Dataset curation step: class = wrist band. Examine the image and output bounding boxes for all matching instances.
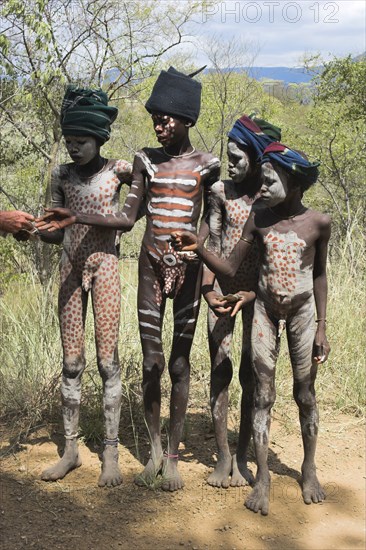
[315,319,327,323]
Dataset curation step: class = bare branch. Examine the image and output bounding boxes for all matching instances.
[0,104,51,161]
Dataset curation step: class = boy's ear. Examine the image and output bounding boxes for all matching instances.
[184,121,192,128]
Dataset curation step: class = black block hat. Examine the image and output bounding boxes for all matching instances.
[145,67,202,126]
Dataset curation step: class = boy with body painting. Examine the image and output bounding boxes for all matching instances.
[37,86,132,487]
[203,115,281,489]
[38,67,221,491]
[171,142,331,514]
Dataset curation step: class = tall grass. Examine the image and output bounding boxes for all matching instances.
[0,233,364,447]
[0,273,61,434]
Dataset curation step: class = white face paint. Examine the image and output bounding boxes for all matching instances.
[227,140,251,183]
[260,162,289,206]
[64,135,99,165]
[151,113,188,147]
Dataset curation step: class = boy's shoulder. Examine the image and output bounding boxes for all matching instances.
[196,150,219,162]
[52,162,74,181]
[112,159,133,184]
[305,208,331,229]
[197,152,221,186]
[210,179,225,194]
[211,178,242,196]
[140,146,160,156]
[138,147,219,163]
[196,150,221,171]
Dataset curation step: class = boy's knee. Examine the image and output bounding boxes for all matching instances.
[97,357,120,381]
[254,384,276,410]
[62,356,85,379]
[169,356,189,383]
[143,356,165,381]
[212,358,233,387]
[239,354,254,389]
[293,385,316,409]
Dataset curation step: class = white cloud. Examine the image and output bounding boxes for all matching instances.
[194,0,366,66]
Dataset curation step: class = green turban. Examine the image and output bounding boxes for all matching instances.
[60,85,118,143]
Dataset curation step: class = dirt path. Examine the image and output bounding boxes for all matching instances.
[1,409,364,550]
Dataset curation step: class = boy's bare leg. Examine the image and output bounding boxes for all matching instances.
[245,376,274,515]
[231,304,255,486]
[137,345,165,486]
[288,302,325,504]
[98,354,122,488]
[93,256,123,487]
[298,390,325,504]
[163,347,190,492]
[135,255,165,486]
[245,300,278,515]
[207,308,234,488]
[41,366,83,481]
[42,273,86,481]
[231,350,255,486]
[162,262,202,491]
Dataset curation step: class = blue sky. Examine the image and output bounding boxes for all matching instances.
[190,0,365,66]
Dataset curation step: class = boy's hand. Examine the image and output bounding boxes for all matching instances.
[35,208,76,231]
[203,290,232,316]
[313,326,330,363]
[170,231,198,251]
[229,291,256,317]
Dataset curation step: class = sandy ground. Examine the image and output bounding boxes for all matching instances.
[0,408,365,550]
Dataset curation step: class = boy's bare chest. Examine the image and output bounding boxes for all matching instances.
[149,168,202,195]
[63,172,120,213]
[223,196,252,228]
[259,226,316,269]
[147,169,203,222]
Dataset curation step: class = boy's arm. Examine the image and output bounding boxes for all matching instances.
[313,214,331,363]
[37,155,145,232]
[201,182,231,315]
[172,211,256,278]
[114,158,145,252]
[197,156,221,242]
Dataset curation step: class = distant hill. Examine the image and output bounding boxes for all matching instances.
[105,54,365,87]
[245,53,365,84]
[244,66,313,84]
[204,65,314,85]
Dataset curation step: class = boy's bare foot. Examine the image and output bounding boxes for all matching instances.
[301,462,326,504]
[244,477,270,515]
[135,454,163,487]
[207,452,231,488]
[230,453,254,487]
[98,445,122,487]
[41,438,81,481]
[161,455,184,492]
